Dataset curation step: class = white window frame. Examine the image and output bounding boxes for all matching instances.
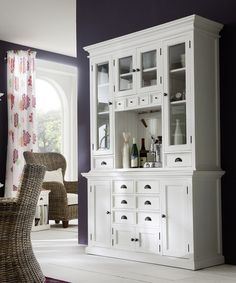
[36,59,78,181]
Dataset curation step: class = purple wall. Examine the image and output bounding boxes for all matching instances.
[0,40,77,197]
[77,0,236,263]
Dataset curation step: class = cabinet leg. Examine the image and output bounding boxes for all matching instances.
[55,220,60,224]
[62,220,69,228]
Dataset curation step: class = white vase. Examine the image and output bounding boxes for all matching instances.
[174,119,183,145]
[122,142,130,168]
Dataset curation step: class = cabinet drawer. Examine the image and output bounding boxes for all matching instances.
[139,95,149,106]
[38,192,49,206]
[115,99,125,111]
[137,212,160,227]
[94,157,113,169]
[136,180,160,194]
[127,97,138,108]
[113,196,135,209]
[150,93,162,105]
[137,196,160,210]
[114,180,134,194]
[166,153,192,167]
[113,211,136,225]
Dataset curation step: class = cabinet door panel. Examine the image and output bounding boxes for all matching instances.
[115,50,136,96]
[91,57,113,156]
[113,225,135,251]
[136,44,162,93]
[90,181,111,248]
[161,181,191,258]
[136,228,160,254]
[163,36,192,152]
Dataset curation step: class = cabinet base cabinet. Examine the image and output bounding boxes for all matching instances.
[83,170,224,270]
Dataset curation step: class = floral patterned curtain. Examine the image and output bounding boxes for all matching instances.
[5,50,37,197]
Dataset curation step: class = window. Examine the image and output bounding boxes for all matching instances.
[36,79,62,153]
[36,59,78,180]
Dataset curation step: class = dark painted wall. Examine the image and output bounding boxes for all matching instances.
[77,0,236,263]
[0,40,77,197]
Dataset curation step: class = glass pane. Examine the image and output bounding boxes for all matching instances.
[168,43,186,145]
[119,56,133,91]
[141,50,157,88]
[170,104,186,145]
[96,62,110,150]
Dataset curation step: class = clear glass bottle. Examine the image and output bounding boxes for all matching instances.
[174,119,183,145]
[130,138,139,168]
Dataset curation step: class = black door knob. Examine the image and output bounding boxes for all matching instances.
[106,211,111,215]
[161,214,166,218]
[164,93,168,96]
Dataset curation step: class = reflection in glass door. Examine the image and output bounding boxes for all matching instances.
[141,50,157,88]
[96,62,110,151]
[168,43,186,145]
[119,56,133,91]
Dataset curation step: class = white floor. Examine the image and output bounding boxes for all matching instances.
[32,222,236,283]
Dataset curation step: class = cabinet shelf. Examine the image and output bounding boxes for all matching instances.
[170,67,185,73]
[98,83,109,88]
[170,100,186,105]
[142,67,157,73]
[98,111,109,115]
[120,72,133,78]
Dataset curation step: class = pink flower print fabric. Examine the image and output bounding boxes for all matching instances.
[5,50,38,197]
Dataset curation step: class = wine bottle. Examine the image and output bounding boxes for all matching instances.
[139,138,147,168]
[130,137,139,168]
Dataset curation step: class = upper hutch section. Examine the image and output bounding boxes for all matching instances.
[84,15,223,171]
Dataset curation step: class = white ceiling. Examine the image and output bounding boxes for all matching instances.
[0,0,76,57]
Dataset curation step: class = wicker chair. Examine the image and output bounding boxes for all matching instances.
[23,151,78,228]
[0,164,46,283]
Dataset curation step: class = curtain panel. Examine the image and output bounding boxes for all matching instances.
[5,50,37,197]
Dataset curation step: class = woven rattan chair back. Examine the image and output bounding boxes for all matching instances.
[0,164,46,283]
[23,151,66,180]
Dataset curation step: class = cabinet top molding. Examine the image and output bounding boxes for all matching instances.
[84,14,223,56]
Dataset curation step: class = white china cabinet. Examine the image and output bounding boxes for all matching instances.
[82,15,224,270]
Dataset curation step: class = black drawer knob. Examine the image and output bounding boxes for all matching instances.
[164,93,168,96]
[135,238,139,242]
[161,214,166,218]
[175,158,182,162]
[101,161,107,165]
[145,216,152,221]
[144,200,151,205]
[106,211,111,215]
[121,200,127,204]
[120,184,127,189]
[121,215,127,220]
[131,238,135,241]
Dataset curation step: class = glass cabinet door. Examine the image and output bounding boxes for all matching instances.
[95,61,111,152]
[119,56,133,91]
[167,42,187,146]
[140,49,158,89]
